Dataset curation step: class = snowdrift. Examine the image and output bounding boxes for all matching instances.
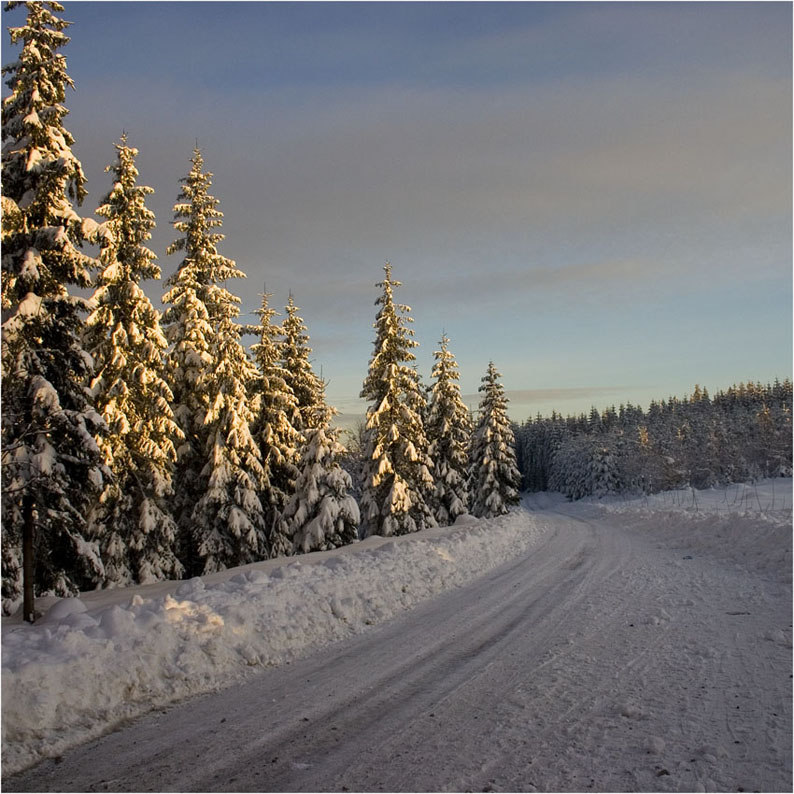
[2,512,542,776]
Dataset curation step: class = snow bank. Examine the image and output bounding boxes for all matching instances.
[591,477,793,515]
[584,478,793,582]
[2,512,542,776]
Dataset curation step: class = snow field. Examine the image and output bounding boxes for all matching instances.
[587,478,793,582]
[1,512,543,776]
[592,477,792,516]
[514,483,791,792]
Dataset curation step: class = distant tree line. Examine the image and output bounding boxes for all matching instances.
[515,380,792,500]
[1,3,521,619]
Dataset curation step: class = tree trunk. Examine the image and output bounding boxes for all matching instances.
[22,492,35,623]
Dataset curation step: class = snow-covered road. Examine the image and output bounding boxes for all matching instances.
[5,492,791,793]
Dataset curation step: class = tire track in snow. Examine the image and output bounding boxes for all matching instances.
[514,506,791,794]
[181,517,604,792]
[5,515,593,792]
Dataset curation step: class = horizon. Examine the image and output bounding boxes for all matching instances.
[331,376,793,436]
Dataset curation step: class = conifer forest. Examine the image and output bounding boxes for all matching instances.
[1,1,790,623]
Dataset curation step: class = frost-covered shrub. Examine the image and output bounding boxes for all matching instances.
[426,334,472,525]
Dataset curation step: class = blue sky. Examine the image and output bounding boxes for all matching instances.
[11,1,791,425]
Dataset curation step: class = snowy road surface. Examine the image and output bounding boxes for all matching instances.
[5,492,791,793]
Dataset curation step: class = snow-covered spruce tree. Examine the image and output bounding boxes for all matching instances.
[359,263,435,537]
[589,443,620,497]
[277,294,359,551]
[426,334,472,524]
[84,137,183,587]
[250,291,301,557]
[1,1,108,618]
[280,293,328,432]
[163,149,266,574]
[469,362,521,518]
[284,416,360,553]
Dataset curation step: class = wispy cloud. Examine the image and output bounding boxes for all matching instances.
[332,387,636,429]
[68,33,790,319]
[503,387,630,404]
[462,386,630,411]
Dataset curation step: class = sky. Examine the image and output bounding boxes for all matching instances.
[7,1,791,428]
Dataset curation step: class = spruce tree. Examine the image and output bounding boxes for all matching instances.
[359,263,435,537]
[285,422,360,553]
[1,1,107,618]
[469,362,521,518]
[426,334,472,524]
[276,293,358,551]
[250,291,301,557]
[281,294,327,431]
[84,137,183,586]
[163,149,266,574]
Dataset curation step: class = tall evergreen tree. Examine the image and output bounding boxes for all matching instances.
[359,263,435,537]
[250,291,301,556]
[469,362,521,518]
[84,137,183,586]
[163,149,266,574]
[426,334,472,524]
[1,1,107,618]
[280,293,327,431]
[276,293,359,551]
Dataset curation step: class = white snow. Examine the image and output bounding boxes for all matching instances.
[14,291,43,319]
[3,478,791,790]
[1,511,542,776]
[578,478,793,581]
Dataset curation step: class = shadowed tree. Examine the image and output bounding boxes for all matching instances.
[426,333,472,525]
[1,1,107,618]
[250,291,301,557]
[469,362,521,518]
